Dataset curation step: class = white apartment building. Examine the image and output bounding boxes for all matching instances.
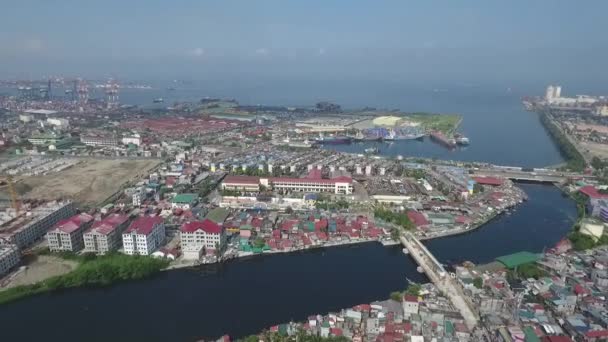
[180,219,226,260]
[0,201,76,249]
[83,214,130,255]
[121,134,141,146]
[0,244,20,276]
[122,216,165,255]
[222,175,354,195]
[46,213,94,252]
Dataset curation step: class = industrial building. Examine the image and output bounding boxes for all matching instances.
[83,214,130,255]
[122,216,165,255]
[0,201,76,249]
[46,213,94,252]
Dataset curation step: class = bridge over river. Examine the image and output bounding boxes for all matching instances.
[400,232,480,330]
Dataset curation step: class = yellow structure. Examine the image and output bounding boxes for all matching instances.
[372,116,403,127]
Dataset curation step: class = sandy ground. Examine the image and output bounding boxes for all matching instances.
[580,141,608,159]
[1,255,78,289]
[12,159,160,205]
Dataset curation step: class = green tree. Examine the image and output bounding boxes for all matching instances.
[473,277,483,289]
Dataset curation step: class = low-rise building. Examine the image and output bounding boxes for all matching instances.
[83,214,130,255]
[171,193,198,210]
[46,213,94,252]
[122,216,165,255]
[0,201,76,249]
[0,244,20,276]
[180,219,226,259]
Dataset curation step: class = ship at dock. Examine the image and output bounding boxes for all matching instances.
[314,133,352,145]
[429,131,457,148]
[384,128,426,141]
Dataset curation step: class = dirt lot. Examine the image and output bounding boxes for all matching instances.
[1,255,78,289]
[580,141,608,159]
[14,159,160,205]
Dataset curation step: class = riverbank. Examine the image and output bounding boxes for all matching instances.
[0,253,168,305]
[538,111,586,171]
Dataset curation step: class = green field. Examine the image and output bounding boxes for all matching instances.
[406,113,462,134]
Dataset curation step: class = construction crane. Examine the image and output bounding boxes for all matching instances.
[0,176,21,214]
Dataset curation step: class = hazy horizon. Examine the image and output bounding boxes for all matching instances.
[2,0,608,88]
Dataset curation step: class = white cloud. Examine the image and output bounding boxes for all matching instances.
[23,38,43,52]
[254,48,269,56]
[192,47,205,57]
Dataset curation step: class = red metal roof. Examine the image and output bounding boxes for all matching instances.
[541,336,572,342]
[52,213,93,234]
[579,185,608,199]
[223,175,260,185]
[87,214,129,235]
[125,216,163,235]
[181,219,222,234]
[407,211,429,227]
[586,330,608,338]
[269,175,352,184]
[472,176,504,186]
[403,294,418,303]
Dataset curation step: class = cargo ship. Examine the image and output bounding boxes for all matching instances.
[314,134,351,145]
[153,98,164,103]
[385,129,425,141]
[351,131,382,142]
[429,131,456,148]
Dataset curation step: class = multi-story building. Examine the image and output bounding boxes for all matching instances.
[221,175,353,194]
[263,176,353,194]
[221,176,261,192]
[0,243,20,276]
[46,213,94,252]
[122,216,165,255]
[80,134,118,147]
[121,134,141,146]
[180,219,226,260]
[0,201,76,249]
[83,214,130,255]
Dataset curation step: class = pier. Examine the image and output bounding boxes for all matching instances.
[400,232,479,330]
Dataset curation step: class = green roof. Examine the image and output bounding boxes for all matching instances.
[206,208,230,223]
[496,251,540,269]
[172,193,198,204]
[445,321,454,335]
[523,326,540,342]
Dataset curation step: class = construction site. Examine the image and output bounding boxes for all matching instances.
[2,158,160,206]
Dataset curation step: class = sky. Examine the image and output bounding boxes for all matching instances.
[1,0,608,87]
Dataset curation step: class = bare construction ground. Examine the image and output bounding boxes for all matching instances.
[1,255,78,289]
[580,141,608,159]
[13,159,160,205]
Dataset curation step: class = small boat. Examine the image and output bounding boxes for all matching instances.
[153,97,164,103]
[364,147,379,155]
[402,248,409,255]
[417,266,424,273]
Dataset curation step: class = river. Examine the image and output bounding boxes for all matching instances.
[0,183,575,341]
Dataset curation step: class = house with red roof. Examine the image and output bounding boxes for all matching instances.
[180,219,226,259]
[260,175,353,194]
[46,213,94,252]
[83,213,130,255]
[122,216,166,255]
[221,175,260,192]
[402,295,419,316]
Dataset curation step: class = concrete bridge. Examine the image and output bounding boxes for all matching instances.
[470,167,591,183]
[400,232,479,330]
